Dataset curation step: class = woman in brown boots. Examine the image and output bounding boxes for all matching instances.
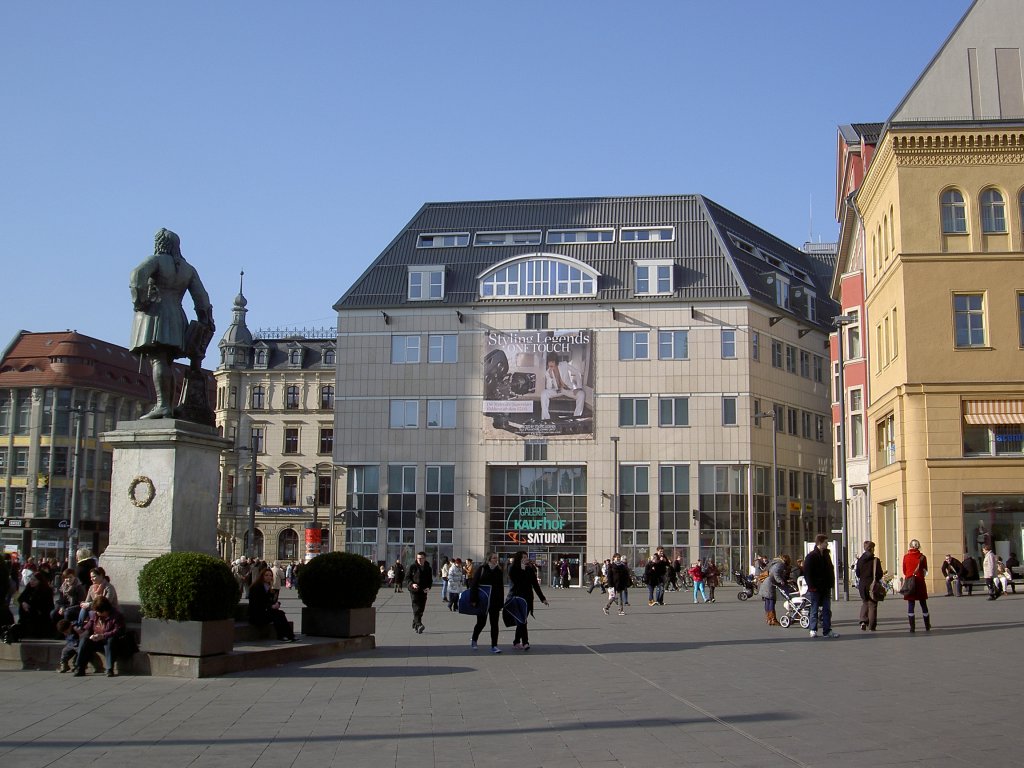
[757,554,791,626]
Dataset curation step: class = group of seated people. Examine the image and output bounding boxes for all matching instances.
[2,559,130,676]
[941,552,1018,596]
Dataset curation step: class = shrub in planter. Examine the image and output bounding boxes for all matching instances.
[138,552,240,622]
[297,552,380,610]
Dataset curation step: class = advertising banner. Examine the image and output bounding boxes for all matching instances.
[482,329,594,439]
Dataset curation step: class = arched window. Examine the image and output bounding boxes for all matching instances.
[250,385,265,409]
[479,254,599,299]
[244,529,264,560]
[941,189,968,233]
[981,187,1006,233]
[286,385,300,409]
[278,528,299,561]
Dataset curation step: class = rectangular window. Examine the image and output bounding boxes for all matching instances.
[546,228,613,244]
[14,448,28,475]
[320,385,334,409]
[389,400,418,429]
[619,397,650,427]
[813,355,824,383]
[317,474,332,507]
[319,427,334,454]
[427,334,458,363]
[622,227,674,242]
[721,329,737,359]
[619,330,649,361]
[250,386,265,410]
[282,475,298,506]
[799,350,810,378]
[416,233,468,248]
[426,399,456,428]
[753,399,762,427]
[775,276,791,310]
[526,313,549,330]
[251,427,265,454]
[408,267,445,300]
[890,308,899,359]
[474,231,541,246]
[849,388,864,458]
[788,471,799,499]
[658,330,688,360]
[954,293,985,348]
[773,403,784,432]
[815,414,826,443]
[722,397,737,426]
[524,440,548,461]
[785,345,796,374]
[283,427,299,454]
[771,340,783,369]
[391,335,421,363]
[635,260,674,294]
[1019,293,1024,347]
[787,407,798,435]
[751,331,760,361]
[285,385,300,410]
[846,309,862,358]
[876,413,896,466]
[658,397,689,427]
[801,411,812,439]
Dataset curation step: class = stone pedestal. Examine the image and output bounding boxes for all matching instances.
[99,419,231,603]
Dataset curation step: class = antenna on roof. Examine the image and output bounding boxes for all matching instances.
[808,194,813,243]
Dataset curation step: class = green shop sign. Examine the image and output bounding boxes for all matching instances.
[505,499,566,545]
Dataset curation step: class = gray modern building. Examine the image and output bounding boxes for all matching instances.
[333,195,838,583]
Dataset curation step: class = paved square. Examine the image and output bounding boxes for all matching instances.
[1,586,1021,767]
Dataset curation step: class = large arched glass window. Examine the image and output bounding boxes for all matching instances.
[941,189,968,233]
[981,187,1006,233]
[479,254,599,298]
[278,528,299,561]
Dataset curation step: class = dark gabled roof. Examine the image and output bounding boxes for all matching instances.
[335,194,839,328]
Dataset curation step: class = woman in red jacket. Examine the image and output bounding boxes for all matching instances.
[902,539,930,632]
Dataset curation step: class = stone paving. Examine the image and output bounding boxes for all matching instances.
[1,583,1021,767]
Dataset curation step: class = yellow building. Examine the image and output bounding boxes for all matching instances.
[855,0,1024,583]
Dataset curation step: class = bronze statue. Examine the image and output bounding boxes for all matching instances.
[129,228,215,423]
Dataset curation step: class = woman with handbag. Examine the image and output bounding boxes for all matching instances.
[901,539,930,632]
[508,551,548,650]
[855,541,885,631]
[470,552,505,654]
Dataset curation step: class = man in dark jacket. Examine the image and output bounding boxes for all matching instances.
[604,554,632,616]
[405,552,433,634]
[803,534,838,639]
[941,554,963,596]
[960,553,979,595]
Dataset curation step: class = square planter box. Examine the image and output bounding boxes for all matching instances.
[301,606,376,638]
[140,617,235,657]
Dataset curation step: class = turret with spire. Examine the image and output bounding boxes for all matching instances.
[218,271,253,369]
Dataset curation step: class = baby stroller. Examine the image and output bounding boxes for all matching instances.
[777,576,811,629]
[733,570,755,600]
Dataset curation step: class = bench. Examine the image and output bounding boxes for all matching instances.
[944,576,1021,596]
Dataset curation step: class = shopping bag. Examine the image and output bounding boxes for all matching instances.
[457,585,491,616]
[502,595,528,626]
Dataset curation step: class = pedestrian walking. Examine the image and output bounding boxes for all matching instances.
[405,551,432,634]
[446,558,466,611]
[470,552,504,653]
[689,561,708,603]
[757,554,790,626]
[902,539,930,631]
[508,551,548,650]
[603,553,631,615]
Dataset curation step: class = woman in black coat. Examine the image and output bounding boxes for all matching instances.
[470,552,505,654]
[248,567,295,642]
[17,570,56,638]
[508,551,548,651]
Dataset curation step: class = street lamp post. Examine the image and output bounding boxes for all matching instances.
[757,411,779,556]
[245,436,258,559]
[834,314,857,601]
[610,435,620,554]
[66,406,88,567]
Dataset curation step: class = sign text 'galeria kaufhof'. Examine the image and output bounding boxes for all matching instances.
[482,329,594,439]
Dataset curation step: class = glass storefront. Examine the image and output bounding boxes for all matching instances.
[963,495,1024,564]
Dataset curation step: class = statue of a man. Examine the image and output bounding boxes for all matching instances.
[129,228,215,420]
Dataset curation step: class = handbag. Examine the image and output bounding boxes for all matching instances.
[899,558,923,595]
[870,558,886,601]
[457,585,490,616]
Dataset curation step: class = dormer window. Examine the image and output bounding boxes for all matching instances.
[254,345,269,369]
[479,254,599,298]
[475,231,542,246]
[417,233,468,248]
[286,344,304,367]
[775,275,791,311]
[546,228,613,244]
[621,227,674,242]
[408,267,445,301]
[634,260,674,295]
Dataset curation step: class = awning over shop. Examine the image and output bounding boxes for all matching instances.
[963,400,1024,425]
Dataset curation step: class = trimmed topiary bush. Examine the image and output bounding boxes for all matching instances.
[297,552,380,610]
[137,552,240,622]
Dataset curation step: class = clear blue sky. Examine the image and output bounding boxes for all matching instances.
[0,1,970,362]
